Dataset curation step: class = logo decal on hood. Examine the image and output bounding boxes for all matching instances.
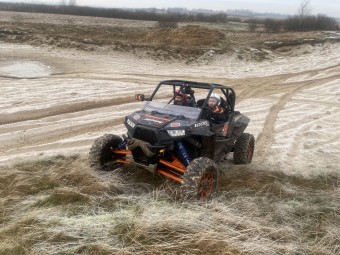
[145,114,169,122]
[194,121,209,128]
[144,118,164,124]
[171,122,181,127]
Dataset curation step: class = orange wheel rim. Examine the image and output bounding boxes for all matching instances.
[109,151,125,169]
[198,172,214,198]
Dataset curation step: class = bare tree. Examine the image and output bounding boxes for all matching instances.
[298,0,312,19]
[264,18,282,33]
[247,19,258,33]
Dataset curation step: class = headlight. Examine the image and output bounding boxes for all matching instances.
[167,129,185,137]
[127,119,135,128]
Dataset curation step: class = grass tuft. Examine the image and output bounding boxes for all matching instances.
[37,188,91,206]
[0,156,339,254]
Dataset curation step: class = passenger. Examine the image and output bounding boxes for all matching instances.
[202,94,227,123]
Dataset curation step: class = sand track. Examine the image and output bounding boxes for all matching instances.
[0,42,339,174]
[255,86,304,160]
[255,73,340,161]
[0,96,135,125]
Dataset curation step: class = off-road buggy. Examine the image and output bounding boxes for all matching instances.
[89,80,254,199]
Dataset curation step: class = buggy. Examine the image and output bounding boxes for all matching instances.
[89,80,254,199]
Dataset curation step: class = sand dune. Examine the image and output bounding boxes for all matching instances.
[0,42,339,175]
[270,80,340,174]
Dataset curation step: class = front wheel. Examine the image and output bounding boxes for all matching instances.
[181,157,218,200]
[233,133,255,164]
[89,134,125,171]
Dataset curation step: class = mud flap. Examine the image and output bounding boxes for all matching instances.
[201,135,216,159]
[231,113,250,140]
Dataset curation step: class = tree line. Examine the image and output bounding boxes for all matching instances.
[246,14,338,33]
[0,2,229,23]
[0,2,338,32]
[246,0,338,32]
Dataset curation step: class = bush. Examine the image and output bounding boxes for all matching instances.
[227,17,242,23]
[264,18,282,33]
[284,14,338,31]
[246,19,261,32]
[157,21,178,29]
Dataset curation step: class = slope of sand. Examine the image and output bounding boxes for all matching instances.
[0,42,339,174]
[269,80,340,174]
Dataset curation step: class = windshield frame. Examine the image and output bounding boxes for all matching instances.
[146,80,236,119]
[142,101,201,120]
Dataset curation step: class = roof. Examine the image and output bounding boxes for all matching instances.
[159,80,233,90]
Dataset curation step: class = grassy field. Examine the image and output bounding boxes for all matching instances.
[1,156,339,255]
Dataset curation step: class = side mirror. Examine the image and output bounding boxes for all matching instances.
[135,94,145,101]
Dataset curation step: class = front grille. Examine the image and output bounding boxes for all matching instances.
[131,147,150,165]
[133,127,157,144]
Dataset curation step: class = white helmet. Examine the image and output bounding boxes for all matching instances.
[210,93,220,104]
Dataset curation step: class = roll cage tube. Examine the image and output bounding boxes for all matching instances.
[147,80,236,119]
[167,84,197,105]
[168,85,184,104]
[221,88,236,112]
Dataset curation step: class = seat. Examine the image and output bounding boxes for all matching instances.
[186,96,196,107]
[196,99,205,108]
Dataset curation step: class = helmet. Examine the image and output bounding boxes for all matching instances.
[210,93,220,104]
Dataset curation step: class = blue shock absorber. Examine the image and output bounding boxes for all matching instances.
[118,140,127,149]
[175,140,192,166]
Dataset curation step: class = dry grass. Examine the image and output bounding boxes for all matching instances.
[142,25,225,48]
[0,156,339,255]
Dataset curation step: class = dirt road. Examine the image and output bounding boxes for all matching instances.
[1,42,339,174]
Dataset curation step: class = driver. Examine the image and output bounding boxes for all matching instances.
[202,94,227,123]
[174,90,194,107]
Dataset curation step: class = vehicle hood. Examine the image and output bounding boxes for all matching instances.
[128,111,181,128]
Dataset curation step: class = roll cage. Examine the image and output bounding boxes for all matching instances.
[148,80,236,120]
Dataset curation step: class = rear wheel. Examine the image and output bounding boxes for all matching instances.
[233,133,255,164]
[89,134,125,170]
[181,157,218,199]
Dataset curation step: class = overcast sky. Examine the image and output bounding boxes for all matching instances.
[3,0,340,17]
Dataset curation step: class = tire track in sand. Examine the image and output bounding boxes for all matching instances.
[0,97,132,125]
[254,73,340,162]
[0,117,125,154]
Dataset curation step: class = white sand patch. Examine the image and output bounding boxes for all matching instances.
[236,94,282,139]
[0,124,127,165]
[0,60,52,78]
[2,42,340,81]
[205,43,340,79]
[284,66,340,83]
[270,80,340,174]
[0,78,153,114]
